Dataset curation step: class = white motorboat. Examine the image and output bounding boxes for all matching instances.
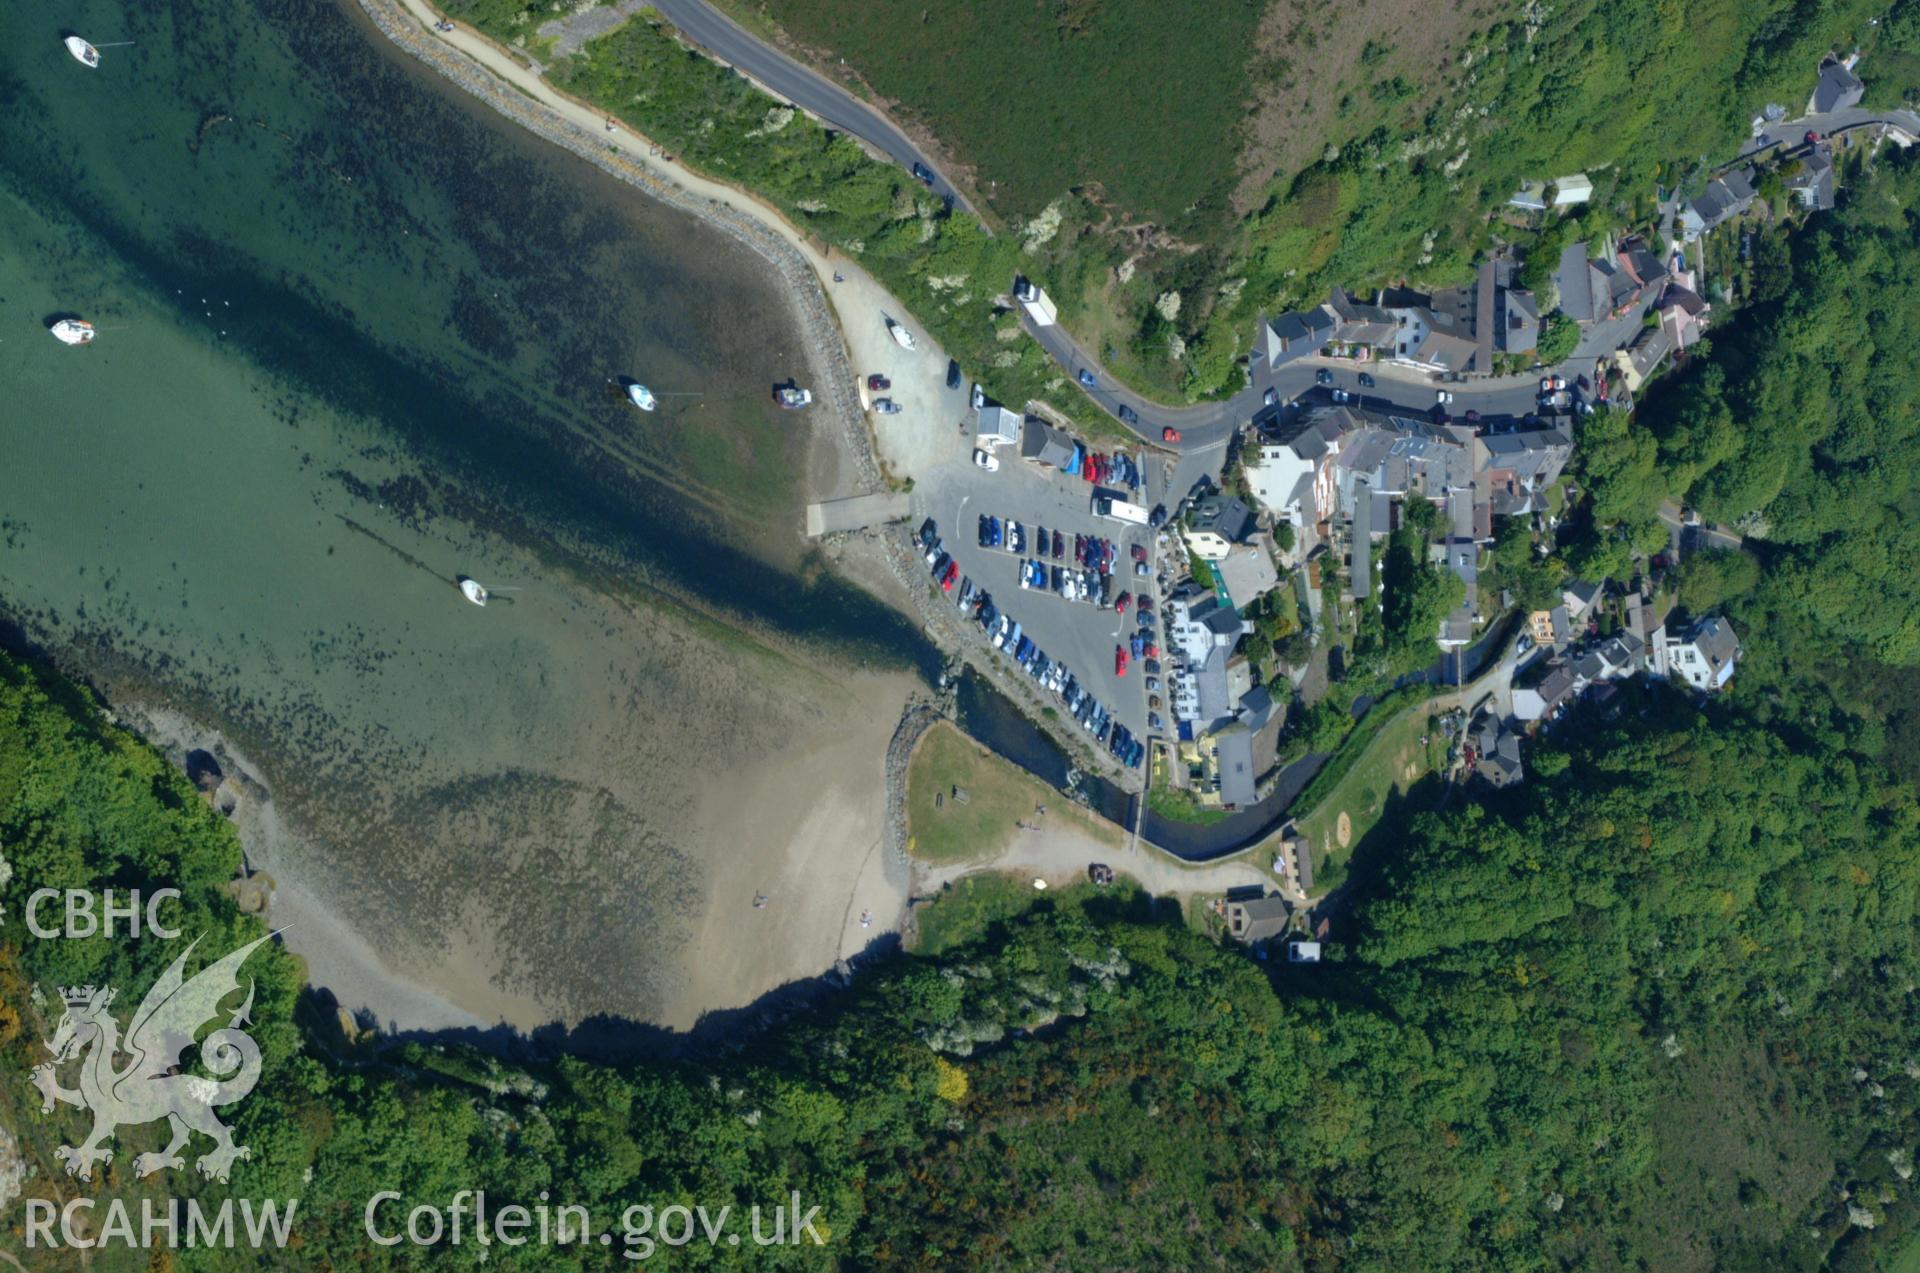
[50,319,95,346]
[627,383,657,412]
[64,36,101,68]
[460,577,489,607]
[886,319,917,352]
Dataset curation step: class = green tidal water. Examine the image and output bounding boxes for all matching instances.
[0,0,921,1025]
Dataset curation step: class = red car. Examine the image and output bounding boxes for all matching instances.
[1114,645,1129,677]
[1115,592,1131,615]
[941,560,958,591]
[1162,427,1181,443]
[1131,543,1147,563]
[867,373,890,391]
[1143,641,1159,659]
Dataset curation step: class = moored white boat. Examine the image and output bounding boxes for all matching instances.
[64,36,101,68]
[50,319,95,346]
[460,577,489,606]
[886,319,917,351]
[627,383,657,412]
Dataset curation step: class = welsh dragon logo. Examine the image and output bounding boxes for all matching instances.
[30,934,272,1184]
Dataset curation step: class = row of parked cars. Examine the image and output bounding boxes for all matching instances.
[922,521,1143,769]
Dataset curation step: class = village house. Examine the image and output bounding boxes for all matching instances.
[1225,894,1290,944]
[1183,493,1257,562]
[1018,418,1077,469]
[1810,54,1864,114]
[1785,147,1837,211]
[1662,614,1741,692]
[1679,168,1757,241]
[1258,270,1537,377]
[1470,711,1525,787]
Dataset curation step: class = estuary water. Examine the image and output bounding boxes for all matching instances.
[0,0,924,1027]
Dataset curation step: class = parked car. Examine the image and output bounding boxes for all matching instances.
[1115,592,1131,615]
[1052,530,1065,559]
[1316,368,1334,386]
[970,382,985,409]
[1077,368,1097,388]
[873,397,902,414]
[972,448,1000,471]
[1357,372,1376,388]
[1331,388,1350,403]
[1148,504,1167,529]
[1263,386,1280,407]
[941,561,958,591]
[946,358,961,389]
[867,373,890,391]
[1117,403,1138,426]
[911,161,936,187]
[1162,426,1181,443]
[1435,389,1454,404]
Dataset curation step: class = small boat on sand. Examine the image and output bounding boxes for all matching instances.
[627,383,657,412]
[886,319,917,352]
[460,577,489,606]
[64,36,101,68]
[776,386,813,410]
[50,319,96,346]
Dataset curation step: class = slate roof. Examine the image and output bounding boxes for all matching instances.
[1020,418,1077,468]
[1813,57,1865,113]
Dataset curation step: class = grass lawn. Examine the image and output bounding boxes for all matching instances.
[1146,784,1232,827]
[906,722,1119,864]
[1290,699,1445,892]
[913,874,1114,955]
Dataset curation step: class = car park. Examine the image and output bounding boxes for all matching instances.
[972,448,1000,471]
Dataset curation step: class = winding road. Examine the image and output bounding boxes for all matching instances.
[649,0,977,216]
[639,6,1920,455]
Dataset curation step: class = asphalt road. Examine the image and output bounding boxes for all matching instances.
[649,0,978,215]
[1027,294,1650,452]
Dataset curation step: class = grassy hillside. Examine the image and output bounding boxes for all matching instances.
[755,0,1270,234]
[716,0,1884,402]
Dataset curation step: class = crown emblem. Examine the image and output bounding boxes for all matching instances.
[58,985,97,1007]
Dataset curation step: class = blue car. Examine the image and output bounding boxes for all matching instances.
[1077,369,1097,389]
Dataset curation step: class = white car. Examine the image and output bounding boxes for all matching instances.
[972,448,1000,472]
[1436,390,1454,404]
